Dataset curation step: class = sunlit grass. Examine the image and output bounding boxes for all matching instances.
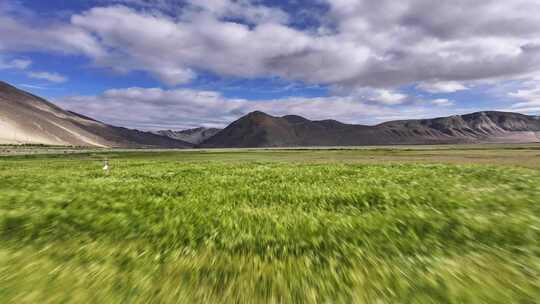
[1,154,539,303]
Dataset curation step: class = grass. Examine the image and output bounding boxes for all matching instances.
[3,143,540,168]
[1,147,539,303]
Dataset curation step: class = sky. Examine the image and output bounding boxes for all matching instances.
[1,0,540,130]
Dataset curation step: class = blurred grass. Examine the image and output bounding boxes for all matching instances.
[0,149,539,303]
[3,143,540,168]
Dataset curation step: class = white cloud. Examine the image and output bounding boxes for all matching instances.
[2,1,539,89]
[100,0,290,24]
[0,57,31,70]
[509,88,540,103]
[507,79,540,113]
[0,55,67,85]
[331,87,408,105]
[417,81,468,93]
[184,0,289,25]
[431,98,454,106]
[0,14,104,57]
[0,55,68,85]
[0,57,67,87]
[28,72,68,83]
[68,5,313,85]
[373,89,407,105]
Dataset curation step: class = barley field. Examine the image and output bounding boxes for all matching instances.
[1,146,539,303]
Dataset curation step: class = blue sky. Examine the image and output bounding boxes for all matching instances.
[1,0,539,130]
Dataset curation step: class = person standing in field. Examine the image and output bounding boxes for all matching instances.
[103,159,110,175]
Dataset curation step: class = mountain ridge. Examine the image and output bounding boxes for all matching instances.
[200,110,540,148]
[0,81,192,148]
[154,127,222,145]
[2,81,539,148]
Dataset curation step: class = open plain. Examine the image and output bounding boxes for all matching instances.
[1,145,539,303]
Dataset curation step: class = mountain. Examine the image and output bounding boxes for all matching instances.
[3,80,539,148]
[154,127,221,145]
[200,111,540,148]
[0,81,192,148]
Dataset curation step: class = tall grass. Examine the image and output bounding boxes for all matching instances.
[1,156,539,303]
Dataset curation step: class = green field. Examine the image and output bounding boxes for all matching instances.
[1,146,539,303]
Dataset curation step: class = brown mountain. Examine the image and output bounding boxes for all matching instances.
[0,81,192,148]
[200,111,540,148]
[154,127,221,145]
[3,80,539,148]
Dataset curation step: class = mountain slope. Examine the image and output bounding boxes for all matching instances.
[3,80,539,149]
[154,127,221,145]
[0,81,192,148]
[201,111,540,148]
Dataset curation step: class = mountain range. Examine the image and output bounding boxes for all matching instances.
[0,81,191,148]
[154,128,221,145]
[201,110,540,148]
[1,81,539,148]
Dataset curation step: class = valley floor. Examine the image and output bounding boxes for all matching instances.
[1,146,539,303]
[2,143,540,168]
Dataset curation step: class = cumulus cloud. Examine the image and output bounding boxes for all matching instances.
[56,87,461,130]
[0,13,104,58]
[510,88,540,103]
[0,57,31,70]
[69,5,313,85]
[184,0,289,24]
[28,72,68,83]
[372,89,407,105]
[508,83,540,113]
[100,0,290,24]
[0,54,68,85]
[431,98,454,107]
[417,81,468,94]
[2,1,540,88]
[330,86,409,105]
